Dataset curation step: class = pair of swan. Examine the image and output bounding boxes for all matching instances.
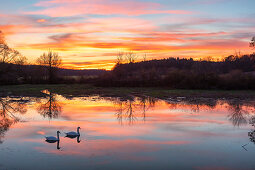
[45,127,81,142]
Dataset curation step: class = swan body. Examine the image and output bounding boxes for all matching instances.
[45,131,61,142]
[65,127,81,137]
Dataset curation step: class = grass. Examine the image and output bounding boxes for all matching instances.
[0,84,255,99]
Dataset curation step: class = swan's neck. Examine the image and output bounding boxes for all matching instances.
[77,128,80,135]
[57,133,60,140]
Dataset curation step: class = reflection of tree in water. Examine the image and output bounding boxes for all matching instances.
[166,98,218,114]
[114,96,156,125]
[165,98,255,128]
[37,92,62,119]
[226,100,255,127]
[0,98,28,143]
[248,109,255,145]
[139,96,156,121]
[227,102,249,127]
[115,99,136,125]
[222,100,255,148]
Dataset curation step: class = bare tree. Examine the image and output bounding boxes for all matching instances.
[205,56,213,62]
[15,56,27,65]
[142,53,147,62]
[116,51,124,65]
[0,31,26,64]
[250,36,255,49]
[37,50,62,83]
[125,51,137,64]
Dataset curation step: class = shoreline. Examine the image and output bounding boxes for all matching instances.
[1,84,255,100]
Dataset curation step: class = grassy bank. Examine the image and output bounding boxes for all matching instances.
[1,84,255,100]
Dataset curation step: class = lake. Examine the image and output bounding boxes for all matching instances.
[0,91,255,170]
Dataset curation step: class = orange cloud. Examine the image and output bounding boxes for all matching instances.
[0,24,29,36]
[37,19,46,23]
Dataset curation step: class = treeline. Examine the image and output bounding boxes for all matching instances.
[0,63,107,85]
[96,54,255,89]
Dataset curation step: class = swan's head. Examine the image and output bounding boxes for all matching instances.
[57,131,61,134]
[78,127,81,129]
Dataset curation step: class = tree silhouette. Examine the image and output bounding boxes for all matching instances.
[125,51,137,64]
[0,31,26,64]
[37,50,62,83]
[116,51,124,65]
[250,36,255,49]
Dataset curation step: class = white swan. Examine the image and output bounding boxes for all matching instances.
[65,127,81,138]
[45,131,61,142]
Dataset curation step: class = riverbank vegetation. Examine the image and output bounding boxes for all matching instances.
[97,53,255,89]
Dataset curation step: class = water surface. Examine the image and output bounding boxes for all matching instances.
[0,93,255,170]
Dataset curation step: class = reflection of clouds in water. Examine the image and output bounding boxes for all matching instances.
[1,94,255,156]
[1,95,255,169]
[34,138,190,159]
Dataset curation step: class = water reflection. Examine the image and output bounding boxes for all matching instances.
[37,92,62,119]
[165,98,255,128]
[1,93,255,169]
[227,100,255,127]
[64,135,81,143]
[45,140,61,150]
[77,135,81,143]
[228,102,249,127]
[114,96,156,125]
[0,97,28,143]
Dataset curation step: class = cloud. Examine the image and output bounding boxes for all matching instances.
[0,0,253,70]
[37,19,46,23]
[25,0,192,17]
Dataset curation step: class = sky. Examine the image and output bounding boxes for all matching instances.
[0,0,254,70]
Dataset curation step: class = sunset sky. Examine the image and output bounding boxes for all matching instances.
[0,0,254,70]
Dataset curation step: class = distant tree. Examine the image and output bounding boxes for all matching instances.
[250,36,255,49]
[225,55,237,62]
[116,51,124,65]
[125,51,137,64]
[142,53,147,62]
[205,56,213,62]
[37,50,62,83]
